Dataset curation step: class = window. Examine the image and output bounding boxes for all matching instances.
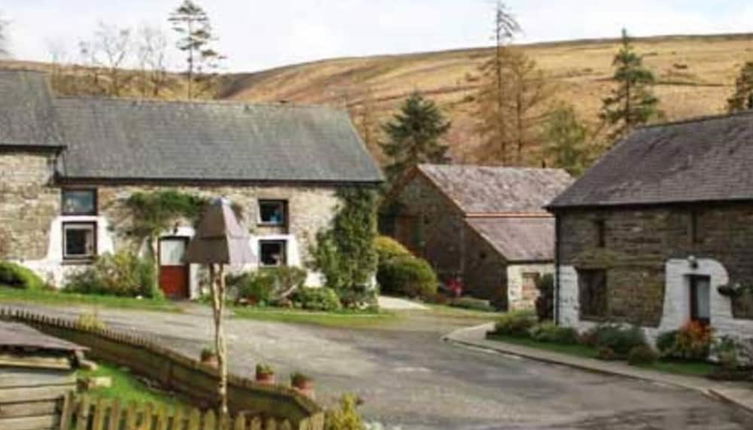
[63,222,96,260]
[578,269,607,319]
[259,240,287,266]
[594,219,606,248]
[258,200,287,226]
[689,275,711,325]
[690,211,702,245]
[62,189,97,215]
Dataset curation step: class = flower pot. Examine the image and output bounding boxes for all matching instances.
[256,372,275,385]
[292,379,315,398]
[200,353,218,368]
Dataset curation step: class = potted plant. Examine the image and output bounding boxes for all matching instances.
[255,363,275,384]
[200,347,218,367]
[290,372,314,397]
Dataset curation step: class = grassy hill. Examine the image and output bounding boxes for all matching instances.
[4,33,753,164]
[219,33,753,163]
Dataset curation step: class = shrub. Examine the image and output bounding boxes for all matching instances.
[256,363,274,375]
[64,251,158,298]
[229,271,276,304]
[449,297,495,312]
[264,266,308,297]
[377,256,437,298]
[529,322,579,344]
[0,261,45,290]
[374,236,412,262]
[290,372,312,387]
[76,310,106,331]
[293,287,342,311]
[585,324,647,357]
[534,274,554,321]
[658,322,713,361]
[325,395,364,430]
[493,310,537,337]
[597,346,617,361]
[628,345,659,366]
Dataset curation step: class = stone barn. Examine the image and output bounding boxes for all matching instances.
[548,112,753,344]
[0,70,382,299]
[384,164,572,310]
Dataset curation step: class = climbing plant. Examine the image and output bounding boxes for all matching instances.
[310,187,378,307]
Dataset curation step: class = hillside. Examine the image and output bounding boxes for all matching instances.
[219,33,753,163]
[4,33,753,165]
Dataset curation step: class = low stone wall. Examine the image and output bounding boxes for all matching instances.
[0,308,324,429]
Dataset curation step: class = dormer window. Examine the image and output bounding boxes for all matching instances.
[62,189,97,215]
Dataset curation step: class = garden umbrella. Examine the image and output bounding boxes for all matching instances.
[186,198,254,416]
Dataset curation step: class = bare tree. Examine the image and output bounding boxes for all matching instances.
[94,23,133,96]
[0,14,9,58]
[136,25,173,97]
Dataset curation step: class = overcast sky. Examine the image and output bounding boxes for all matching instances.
[3,0,753,73]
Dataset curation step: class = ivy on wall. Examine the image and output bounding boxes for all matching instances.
[310,187,378,307]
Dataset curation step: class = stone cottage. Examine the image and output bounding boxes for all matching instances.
[0,70,383,299]
[548,112,753,343]
[384,164,572,309]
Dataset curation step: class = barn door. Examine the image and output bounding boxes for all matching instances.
[159,237,189,299]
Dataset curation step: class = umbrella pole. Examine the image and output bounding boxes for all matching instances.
[209,263,229,417]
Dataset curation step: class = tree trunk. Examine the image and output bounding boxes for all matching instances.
[149,236,160,296]
[210,263,229,417]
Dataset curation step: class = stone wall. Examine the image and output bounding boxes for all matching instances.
[557,204,753,331]
[462,224,508,307]
[0,152,59,262]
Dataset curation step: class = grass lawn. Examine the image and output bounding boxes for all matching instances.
[78,362,188,410]
[0,287,180,312]
[486,333,719,378]
[231,306,399,328]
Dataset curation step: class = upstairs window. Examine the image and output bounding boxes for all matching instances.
[690,211,703,245]
[259,240,287,266]
[258,200,287,226]
[63,222,96,261]
[594,219,606,248]
[578,269,607,320]
[62,189,97,215]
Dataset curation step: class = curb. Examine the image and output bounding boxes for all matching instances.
[442,324,753,415]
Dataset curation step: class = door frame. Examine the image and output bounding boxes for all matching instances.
[689,274,711,325]
[158,236,190,299]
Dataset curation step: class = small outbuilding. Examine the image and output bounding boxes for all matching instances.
[0,320,85,430]
[383,164,573,309]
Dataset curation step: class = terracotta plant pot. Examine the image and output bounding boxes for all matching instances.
[200,351,218,368]
[291,377,315,398]
[255,372,275,385]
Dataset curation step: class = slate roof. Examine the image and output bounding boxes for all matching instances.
[467,217,555,262]
[0,70,62,148]
[549,111,753,209]
[0,70,382,183]
[418,164,573,214]
[0,321,86,352]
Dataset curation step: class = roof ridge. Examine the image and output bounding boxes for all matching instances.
[53,94,344,112]
[419,163,566,172]
[638,110,753,130]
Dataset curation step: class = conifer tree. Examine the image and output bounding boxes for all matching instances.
[543,105,593,176]
[380,92,451,181]
[727,62,753,113]
[169,0,223,99]
[600,29,661,143]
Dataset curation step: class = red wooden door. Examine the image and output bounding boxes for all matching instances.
[159,237,189,299]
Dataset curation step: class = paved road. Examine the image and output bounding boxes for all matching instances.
[16,304,753,429]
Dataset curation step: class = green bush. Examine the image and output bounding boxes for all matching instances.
[0,261,45,290]
[293,287,342,311]
[325,395,364,430]
[493,310,537,337]
[230,266,308,305]
[449,297,496,312]
[627,345,659,365]
[377,256,437,298]
[584,324,647,357]
[529,322,579,344]
[657,322,713,360]
[656,330,678,357]
[374,236,412,262]
[64,251,158,298]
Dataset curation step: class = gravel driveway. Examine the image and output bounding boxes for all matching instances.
[13,304,753,429]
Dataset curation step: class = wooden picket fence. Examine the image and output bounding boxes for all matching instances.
[60,394,301,430]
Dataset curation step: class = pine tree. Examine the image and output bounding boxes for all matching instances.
[380,92,451,181]
[727,62,753,113]
[543,105,593,176]
[169,0,223,99]
[473,1,520,165]
[600,29,661,143]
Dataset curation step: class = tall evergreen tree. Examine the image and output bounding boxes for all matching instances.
[381,92,451,181]
[600,29,661,143]
[727,62,753,113]
[169,0,223,99]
